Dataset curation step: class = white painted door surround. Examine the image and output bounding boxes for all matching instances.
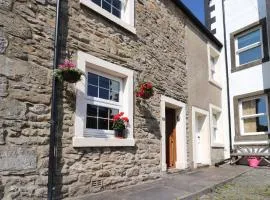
[160,95,187,172]
[192,106,211,168]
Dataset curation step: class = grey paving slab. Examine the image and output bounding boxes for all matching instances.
[73,165,251,200]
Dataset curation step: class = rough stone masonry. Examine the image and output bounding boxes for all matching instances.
[0,0,189,199]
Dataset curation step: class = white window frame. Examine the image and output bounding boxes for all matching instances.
[234,27,263,67]
[207,43,221,88]
[209,104,224,147]
[84,70,123,136]
[239,95,270,136]
[80,0,135,33]
[73,51,135,147]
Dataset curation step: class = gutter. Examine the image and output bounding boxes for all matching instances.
[222,0,233,153]
[48,0,61,199]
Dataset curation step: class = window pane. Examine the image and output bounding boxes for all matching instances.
[213,127,218,142]
[109,108,119,119]
[238,29,261,49]
[239,46,262,65]
[99,76,110,89]
[110,80,120,91]
[98,106,108,118]
[87,104,97,117]
[92,0,101,6]
[88,73,98,86]
[86,117,97,129]
[112,8,121,18]
[110,91,119,102]
[98,118,109,130]
[213,114,218,126]
[88,85,98,97]
[112,0,121,9]
[109,120,114,130]
[243,116,268,133]
[257,97,267,113]
[102,0,111,12]
[99,88,109,100]
[210,56,216,70]
[242,97,266,115]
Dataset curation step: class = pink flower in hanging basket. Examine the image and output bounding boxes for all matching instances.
[54,59,84,83]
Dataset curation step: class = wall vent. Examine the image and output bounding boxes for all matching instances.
[91,179,103,188]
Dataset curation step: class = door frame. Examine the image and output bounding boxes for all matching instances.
[160,95,187,171]
[192,106,211,168]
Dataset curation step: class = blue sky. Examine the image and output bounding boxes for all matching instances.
[181,0,205,24]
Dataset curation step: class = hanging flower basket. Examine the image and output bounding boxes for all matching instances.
[54,60,84,83]
[136,82,154,100]
[112,112,129,139]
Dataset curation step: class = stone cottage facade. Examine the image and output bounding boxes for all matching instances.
[0,0,226,199]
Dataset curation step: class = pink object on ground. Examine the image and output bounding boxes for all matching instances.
[247,157,262,168]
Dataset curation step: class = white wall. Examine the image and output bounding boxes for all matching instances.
[211,0,269,144]
[208,0,230,158]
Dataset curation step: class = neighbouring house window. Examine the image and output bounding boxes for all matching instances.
[239,95,269,135]
[80,0,135,33]
[235,28,263,66]
[74,51,134,147]
[210,104,223,147]
[208,44,221,87]
[230,18,269,72]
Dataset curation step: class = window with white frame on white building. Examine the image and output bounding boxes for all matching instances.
[208,44,221,87]
[210,104,223,147]
[73,51,134,147]
[80,0,135,33]
[239,95,269,135]
[235,27,263,66]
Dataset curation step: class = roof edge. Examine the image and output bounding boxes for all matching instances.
[172,0,223,49]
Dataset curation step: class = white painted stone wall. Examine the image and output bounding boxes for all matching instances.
[210,0,270,144]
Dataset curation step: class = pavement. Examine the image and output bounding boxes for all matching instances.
[74,165,250,200]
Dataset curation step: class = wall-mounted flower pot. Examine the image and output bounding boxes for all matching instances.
[136,82,154,100]
[115,129,125,139]
[247,156,262,168]
[61,70,82,83]
[54,59,84,83]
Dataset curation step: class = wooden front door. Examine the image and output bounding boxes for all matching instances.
[166,108,177,168]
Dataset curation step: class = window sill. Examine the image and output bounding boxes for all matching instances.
[80,0,136,34]
[231,56,269,73]
[211,143,224,148]
[209,79,222,89]
[240,132,270,136]
[73,137,135,147]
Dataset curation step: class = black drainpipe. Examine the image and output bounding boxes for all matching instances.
[222,0,233,153]
[48,0,61,199]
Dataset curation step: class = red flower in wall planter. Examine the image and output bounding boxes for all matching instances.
[54,59,84,83]
[136,82,154,100]
[112,112,129,139]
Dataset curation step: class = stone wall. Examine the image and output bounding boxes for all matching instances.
[0,0,55,199]
[0,0,188,199]
[54,0,188,199]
